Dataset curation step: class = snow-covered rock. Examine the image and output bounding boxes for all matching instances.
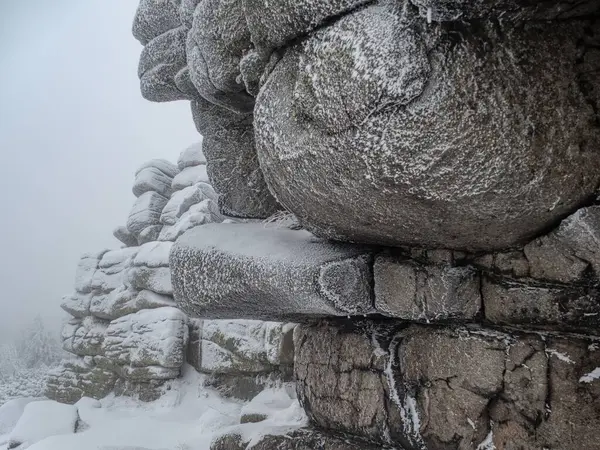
[61,316,109,357]
[171,164,209,191]
[134,159,179,179]
[0,398,42,436]
[102,307,188,374]
[45,358,117,404]
[8,401,78,449]
[113,226,138,247]
[160,183,216,225]
[137,224,163,245]
[200,320,295,374]
[61,293,92,318]
[126,191,168,236]
[158,199,223,241]
[132,166,174,198]
[177,140,206,170]
[73,251,107,294]
[171,222,374,321]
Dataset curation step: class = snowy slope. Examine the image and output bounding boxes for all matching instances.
[1,365,306,450]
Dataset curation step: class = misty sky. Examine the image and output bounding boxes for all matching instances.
[0,1,200,339]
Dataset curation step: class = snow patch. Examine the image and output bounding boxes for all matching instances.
[579,367,600,383]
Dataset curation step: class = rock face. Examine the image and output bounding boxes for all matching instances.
[171,222,374,321]
[295,321,600,450]
[49,151,295,407]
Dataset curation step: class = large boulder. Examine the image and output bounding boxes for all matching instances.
[254,5,600,251]
[170,222,374,321]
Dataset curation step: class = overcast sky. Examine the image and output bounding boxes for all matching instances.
[0,1,200,338]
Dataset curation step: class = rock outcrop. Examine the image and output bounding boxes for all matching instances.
[50,2,600,449]
[50,144,294,404]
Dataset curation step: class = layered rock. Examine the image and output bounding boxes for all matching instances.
[294,321,600,450]
[50,148,295,407]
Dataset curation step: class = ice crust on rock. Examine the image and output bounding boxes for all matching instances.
[171,222,375,321]
[160,183,216,225]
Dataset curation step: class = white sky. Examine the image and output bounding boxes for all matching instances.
[0,1,200,338]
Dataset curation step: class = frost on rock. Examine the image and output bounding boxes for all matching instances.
[171,164,209,191]
[132,166,174,198]
[170,222,374,321]
[126,191,168,236]
[199,320,295,374]
[102,307,188,372]
[177,140,206,170]
[160,183,216,225]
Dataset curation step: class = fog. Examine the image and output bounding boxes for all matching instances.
[0,1,200,339]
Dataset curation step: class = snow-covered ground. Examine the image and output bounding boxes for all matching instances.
[0,365,306,450]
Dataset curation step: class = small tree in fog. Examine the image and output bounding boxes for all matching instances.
[16,315,62,369]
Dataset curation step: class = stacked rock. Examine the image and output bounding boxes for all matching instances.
[131,0,600,448]
[48,144,295,404]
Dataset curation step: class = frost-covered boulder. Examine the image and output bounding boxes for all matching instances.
[160,183,217,225]
[138,25,190,102]
[411,0,600,22]
[101,307,188,380]
[113,225,138,247]
[46,358,117,404]
[185,0,254,113]
[61,293,92,318]
[126,191,168,236]
[177,140,206,170]
[61,316,109,357]
[132,0,182,45]
[132,166,174,198]
[137,224,163,245]
[73,251,107,294]
[199,320,295,374]
[254,6,600,251]
[190,98,280,219]
[171,165,209,192]
[171,222,374,321]
[159,198,223,241]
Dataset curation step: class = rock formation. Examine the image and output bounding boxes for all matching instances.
[47,1,600,449]
[47,145,295,404]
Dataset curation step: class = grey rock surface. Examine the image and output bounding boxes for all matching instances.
[254,7,600,251]
[137,225,163,245]
[160,183,217,225]
[186,0,254,113]
[410,0,600,22]
[374,254,481,321]
[171,222,374,321]
[198,320,295,374]
[295,321,600,449]
[132,166,174,198]
[132,0,182,45]
[138,26,190,102]
[243,0,371,52]
[177,141,206,170]
[46,358,117,404]
[171,165,209,191]
[113,226,138,247]
[126,191,168,236]
[101,307,188,377]
[211,428,386,450]
[61,316,109,357]
[481,276,600,332]
[190,98,280,219]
